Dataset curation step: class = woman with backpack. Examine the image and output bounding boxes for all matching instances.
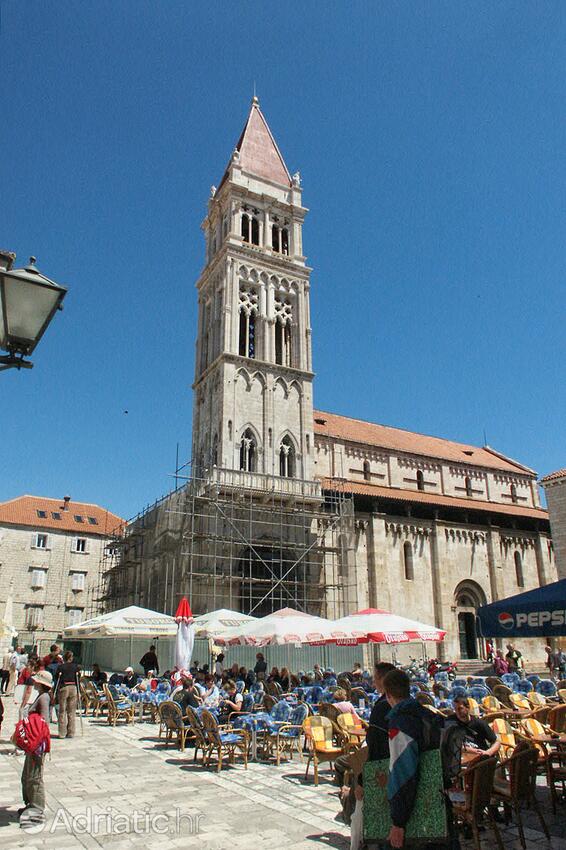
[18,668,53,823]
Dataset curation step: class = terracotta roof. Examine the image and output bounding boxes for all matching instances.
[320,478,548,521]
[0,495,124,537]
[313,409,535,475]
[540,468,566,484]
[219,99,291,189]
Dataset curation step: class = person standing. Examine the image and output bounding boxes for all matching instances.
[493,649,509,676]
[254,652,267,679]
[54,650,80,739]
[19,669,53,822]
[505,643,523,675]
[1,649,11,693]
[214,653,224,679]
[139,645,159,677]
[382,668,443,849]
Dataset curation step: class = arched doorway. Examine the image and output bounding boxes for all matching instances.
[454,581,487,660]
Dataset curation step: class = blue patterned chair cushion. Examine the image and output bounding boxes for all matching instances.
[536,679,557,697]
[501,673,521,689]
[219,732,244,744]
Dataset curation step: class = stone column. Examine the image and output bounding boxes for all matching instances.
[486,525,506,650]
[534,533,551,586]
[430,520,446,660]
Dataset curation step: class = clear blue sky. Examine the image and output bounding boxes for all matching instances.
[2,2,565,520]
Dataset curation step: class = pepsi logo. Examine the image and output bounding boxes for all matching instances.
[498,612,514,630]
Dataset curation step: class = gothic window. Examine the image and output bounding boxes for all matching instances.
[281,228,289,255]
[416,470,424,491]
[241,213,250,243]
[272,225,280,252]
[510,484,518,504]
[363,461,371,482]
[239,287,259,358]
[222,216,228,237]
[465,477,473,497]
[403,541,414,580]
[211,434,219,467]
[239,428,257,472]
[279,436,295,478]
[274,297,293,367]
[251,217,260,246]
[514,551,524,587]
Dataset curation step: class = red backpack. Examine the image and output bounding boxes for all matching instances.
[12,713,51,756]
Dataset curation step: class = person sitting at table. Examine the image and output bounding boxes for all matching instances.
[267,666,280,683]
[90,664,107,687]
[332,688,363,721]
[447,696,500,759]
[202,674,221,707]
[173,675,202,714]
[229,662,240,680]
[219,680,243,722]
[122,667,138,689]
[313,664,324,682]
[279,667,290,692]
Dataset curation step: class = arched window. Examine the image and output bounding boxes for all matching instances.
[279,436,295,478]
[281,228,289,255]
[275,319,292,366]
[510,484,518,504]
[241,214,250,243]
[363,461,371,482]
[416,470,424,491]
[211,434,218,467]
[465,477,473,497]
[239,429,257,472]
[238,288,258,359]
[272,225,280,252]
[251,217,259,246]
[514,551,524,587]
[403,541,414,581]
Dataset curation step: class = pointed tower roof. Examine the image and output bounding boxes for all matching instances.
[219,97,292,189]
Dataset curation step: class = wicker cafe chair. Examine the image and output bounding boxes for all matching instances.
[263,694,277,713]
[559,688,566,704]
[336,712,366,751]
[303,715,344,785]
[84,679,106,716]
[491,741,550,849]
[184,706,208,764]
[493,685,514,710]
[157,701,190,751]
[509,693,535,715]
[79,678,93,715]
[490,718,519,759]
[264,702,308,765]
[452,756,504,850]
[486,676,504,691]
[546,741,566,813]
[527,690,548,709]
[103,684,134,726]
[199,709,249,772]
[549,704,566,734]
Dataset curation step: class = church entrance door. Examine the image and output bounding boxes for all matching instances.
[458,612,478,659]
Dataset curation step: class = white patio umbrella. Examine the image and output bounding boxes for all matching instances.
[329,608,446,645]
[213,607,336,647]
[63,605,177,638]
[193,608,256,639]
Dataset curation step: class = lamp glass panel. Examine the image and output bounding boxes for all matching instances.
[3,277,61,345]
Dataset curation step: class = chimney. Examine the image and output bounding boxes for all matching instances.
[62,495,71,510]
[0,250,16,271]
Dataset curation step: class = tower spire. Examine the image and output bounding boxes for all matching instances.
[218,99,291,188]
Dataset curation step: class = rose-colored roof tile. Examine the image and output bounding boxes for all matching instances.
[313,409,535,475]
[219,99,291,188]
[0,495,124,537]
[540,468,566,484]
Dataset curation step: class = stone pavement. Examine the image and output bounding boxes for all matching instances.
[0,694,564,849]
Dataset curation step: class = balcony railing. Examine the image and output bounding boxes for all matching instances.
[196,466,322,501]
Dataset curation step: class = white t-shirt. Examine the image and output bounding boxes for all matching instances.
[214,661,223,676]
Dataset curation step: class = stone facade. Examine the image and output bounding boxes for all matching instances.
[540,469,566,578]
[0,496,123,651]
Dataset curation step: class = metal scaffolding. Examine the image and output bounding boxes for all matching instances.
[98,465,357,619]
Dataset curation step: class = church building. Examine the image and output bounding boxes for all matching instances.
[104,99,555,665]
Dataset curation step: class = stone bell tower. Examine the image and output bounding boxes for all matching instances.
[192,97,316,485]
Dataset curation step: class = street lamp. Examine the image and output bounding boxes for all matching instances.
[0,250,67,371]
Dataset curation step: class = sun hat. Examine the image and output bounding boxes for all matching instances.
[31,670,53,689]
